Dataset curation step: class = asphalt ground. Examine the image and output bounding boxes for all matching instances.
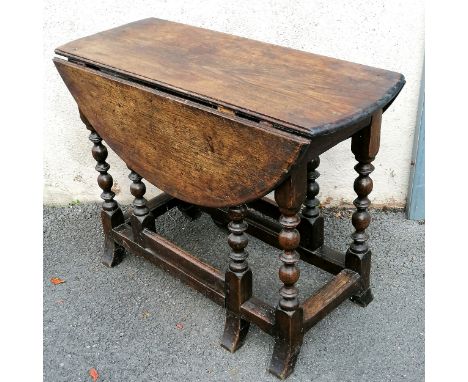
[44,203,424,381]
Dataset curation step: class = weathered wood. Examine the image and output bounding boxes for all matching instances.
[203,205,345,275]
[128,169,155,245]
[345,110,382,306]
[124,192,178,220]
[269,164,307,380]
[222,205,252,353]
[112,224,226,306]
[301,270,360,332]
[56,18,405,139]
[81,112,125,267]
[248,196,324,252]
[112,222,277,336]
[142,229,226,298]
[247,197,281,221]
[240,297,275,335]
[54,59,309,208]
[246,212,345,274]
[303,246,344,275]
[300,158,324,250]
[54,18,406,380]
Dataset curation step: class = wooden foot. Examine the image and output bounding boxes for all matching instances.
[345,110,381,305]
[350,287,374,307]
[269,309,304,380]
[221,205,252,352]
[269,164,306,379]
[221,310,250,352]
[102,235,125,267]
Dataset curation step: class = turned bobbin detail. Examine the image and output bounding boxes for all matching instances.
[221,205,252,352]
[300,157,324,251]
[348,162,374,256]
[277,213,301,311]
[269,164,307,380]
[55,18,407,381]
[302,158,321,223]
[227,205,249,274]
[89,132,117,212]
[346,110,382,307]
[80,111,125,267]
[128,169,155,245]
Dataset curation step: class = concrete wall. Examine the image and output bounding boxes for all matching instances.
[44,0,424,207]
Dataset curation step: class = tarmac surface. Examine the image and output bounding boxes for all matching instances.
[44,203,424,381]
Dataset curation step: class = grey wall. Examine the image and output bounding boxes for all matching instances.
[44,0,424,207]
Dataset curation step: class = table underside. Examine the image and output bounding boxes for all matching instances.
[112,192,361,336]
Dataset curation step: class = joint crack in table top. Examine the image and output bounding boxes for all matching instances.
[55,17,405,139]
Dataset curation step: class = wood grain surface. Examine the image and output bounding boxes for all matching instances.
[301,269,360,331]
[52,18,407,380]
[55,59,309,207]
[55,18,405,138]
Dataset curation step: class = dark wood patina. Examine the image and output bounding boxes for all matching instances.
[54,18,405,379]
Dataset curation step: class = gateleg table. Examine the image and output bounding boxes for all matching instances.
[54,18,405,379]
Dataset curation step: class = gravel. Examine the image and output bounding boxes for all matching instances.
[44,203,424,381]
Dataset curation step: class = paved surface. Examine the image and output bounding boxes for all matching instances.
[44,204,424,381]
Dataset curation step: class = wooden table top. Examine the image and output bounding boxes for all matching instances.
[56,18,404,138]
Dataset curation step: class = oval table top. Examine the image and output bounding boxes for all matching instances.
[55,18,405,139]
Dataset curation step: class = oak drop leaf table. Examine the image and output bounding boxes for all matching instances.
[54,18,405,379]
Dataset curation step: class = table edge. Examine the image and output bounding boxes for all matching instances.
[54,43,405,139]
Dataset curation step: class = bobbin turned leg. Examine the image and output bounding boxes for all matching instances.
[128,169,155,245]
[81,111,125,267]
[221,205,252,352]
[300,157,324,250]
[346,110,382,307]
[269,164,307,380]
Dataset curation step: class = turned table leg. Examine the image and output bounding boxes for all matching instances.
[269,164,307,379]
[128,169,155,245]
[221,205,252,352]
[300,157,324,250]
[345,110,382,307]
[81,111,125,267]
